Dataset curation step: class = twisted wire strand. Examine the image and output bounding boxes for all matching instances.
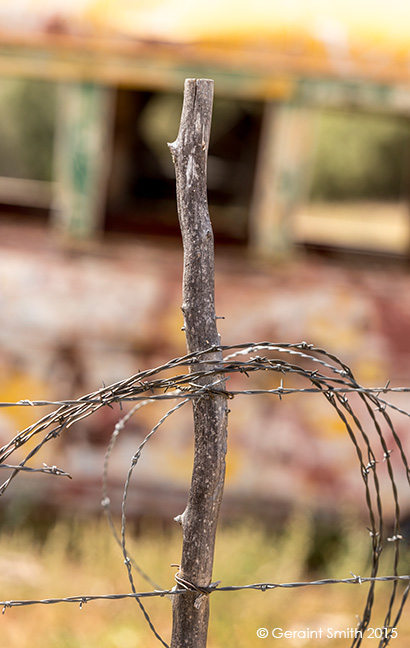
[1,572,410,611]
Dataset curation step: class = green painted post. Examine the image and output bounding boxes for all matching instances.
[249,102,316,257]
[52,82,115,240]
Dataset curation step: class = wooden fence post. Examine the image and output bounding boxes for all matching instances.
[168,79,228,648]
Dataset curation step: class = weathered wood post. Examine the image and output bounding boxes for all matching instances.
[168,79,228,647]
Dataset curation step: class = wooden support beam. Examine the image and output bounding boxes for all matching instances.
[52,82,115,240]
[0,177,54,208]
[249,102,316,257]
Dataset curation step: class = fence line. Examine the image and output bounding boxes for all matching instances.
[1,341,410,647]
[2,572,410,607]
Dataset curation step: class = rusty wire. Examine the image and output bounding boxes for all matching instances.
[1,341,410,647]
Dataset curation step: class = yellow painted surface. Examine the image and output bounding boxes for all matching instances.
[1,1,410,83]
[0,366,52,464]
[82,0,410,54]
[0,367,47,432]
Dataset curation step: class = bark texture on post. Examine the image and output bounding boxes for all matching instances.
[168,79,228,648]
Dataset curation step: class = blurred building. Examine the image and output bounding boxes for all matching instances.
[1,1,410,523]
[1,1,410,251]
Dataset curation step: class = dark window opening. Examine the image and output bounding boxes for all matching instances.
[105,90,263,245]
[0,79,55,225]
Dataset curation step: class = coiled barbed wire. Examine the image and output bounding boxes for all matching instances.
[1,341,410,647]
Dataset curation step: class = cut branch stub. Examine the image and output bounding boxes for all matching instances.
[169,79,228,648]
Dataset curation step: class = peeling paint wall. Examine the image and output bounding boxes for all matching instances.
[1,224,409,521]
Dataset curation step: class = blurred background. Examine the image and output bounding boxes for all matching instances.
[1,2,410,645]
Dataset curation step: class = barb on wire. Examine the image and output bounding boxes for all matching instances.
[1,341,410,647]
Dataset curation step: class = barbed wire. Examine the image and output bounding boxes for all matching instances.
[1,572,410,609]
[1,341,410,647]
[0,463,72,477]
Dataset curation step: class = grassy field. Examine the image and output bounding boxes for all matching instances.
[0,513,409,647]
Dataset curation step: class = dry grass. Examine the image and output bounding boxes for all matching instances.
[0,513,409,647]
